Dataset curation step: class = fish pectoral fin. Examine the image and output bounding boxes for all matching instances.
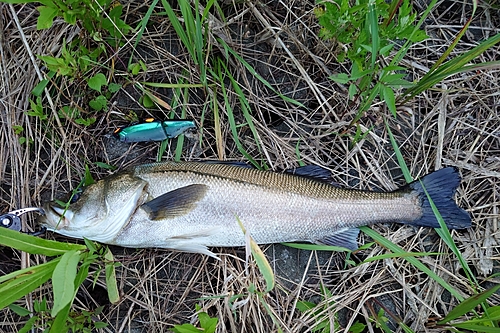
[141,184,208,220]
[315,228,360,251]
[169,242,219,259]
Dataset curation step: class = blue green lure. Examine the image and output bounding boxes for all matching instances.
[114,119,196,143]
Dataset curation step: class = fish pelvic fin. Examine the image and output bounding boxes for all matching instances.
[316,228,360,251]
[141,184,208,220]
[406,167,471,229]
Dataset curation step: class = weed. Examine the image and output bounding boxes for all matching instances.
[171,304,218,333]
[316,0,425,123]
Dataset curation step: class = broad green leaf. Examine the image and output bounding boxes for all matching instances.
[108,82,121,93]
[198,311,218,333]
[438,285,500,324]
[104,248,120,304]
[0,227,86,256]
[0,259,59,309]
[296,300,316,312]
[89,95,107,111]
[36,6,58,30]
[51,250,81,316]
[172,323,202,332]
[87,73,107,92]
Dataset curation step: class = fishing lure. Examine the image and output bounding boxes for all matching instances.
[0,207,46,236]
[114,118,196,143]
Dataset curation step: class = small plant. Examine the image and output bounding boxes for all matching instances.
[10,298,108,333]
[171,304,218,333]
[316,0,426,123]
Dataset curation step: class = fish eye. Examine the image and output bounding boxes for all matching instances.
[69,188,83,203]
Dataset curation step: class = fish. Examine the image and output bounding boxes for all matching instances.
[38,162,471,257]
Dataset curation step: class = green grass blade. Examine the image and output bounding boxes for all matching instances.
[403,32,500,102]
[385,120,412,182]
[359,226,464,301]
[428,0,477,73]
[361,251,441,263]
[367,0,379,69]
[160,0,194,58]
[438,285,500,324]
[129,0,160,67]
[449,324,500,333]
[217,38,304,108]
[216,62,260,167]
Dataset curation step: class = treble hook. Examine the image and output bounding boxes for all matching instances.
[0,207,46,236]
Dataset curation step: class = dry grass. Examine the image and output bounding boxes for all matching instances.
[1,0,499,332]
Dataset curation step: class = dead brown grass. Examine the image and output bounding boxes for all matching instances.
[1,0,499,332]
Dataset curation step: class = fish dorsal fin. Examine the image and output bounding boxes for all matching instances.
[141,184,208,220]
[286,165,335,184]
[316,228,360,251]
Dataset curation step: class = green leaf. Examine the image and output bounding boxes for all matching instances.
[108,82,121,93]
[140,94,154,108]
[87,73,107,92]
[104,248,120,304]
[18,316,38,333]
[172,323,202,333]
[0,227,86,256]
[32,79,49,96]
[329,73,350,84]
[8,304,32,316]
[198,311,218,333]
[382,85,397,117]
[0,260,59,310]
[296,300,316,312]
[36,6,58,30]
[95,161,116,170]
[89,95,107,111]
[83,164,95,186]
[438,285,500,324]
[51,250,81,317]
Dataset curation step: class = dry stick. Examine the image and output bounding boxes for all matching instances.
[435,84,448,170]
[247,2,334,116]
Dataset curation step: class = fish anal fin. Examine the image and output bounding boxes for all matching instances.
[316,228,360,251]
[141,184,208,220]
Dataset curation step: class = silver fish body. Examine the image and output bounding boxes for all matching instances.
[39,162,471,256]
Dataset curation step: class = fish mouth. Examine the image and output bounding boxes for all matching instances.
[39,204,74,230]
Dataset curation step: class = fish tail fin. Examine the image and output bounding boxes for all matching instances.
[405,167,471,229]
